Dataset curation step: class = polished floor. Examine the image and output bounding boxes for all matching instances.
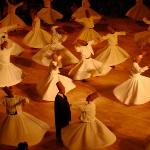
[0,17,150,150]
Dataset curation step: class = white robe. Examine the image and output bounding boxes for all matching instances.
[37,0,63,24]
[113,62,150,105]
[0,44,22,87]
[69,41,112,80]
[23,17,51,48]
[37,61,76,101]
[32,30,78,66]
[75,17,102,44]
[126,0,150,21]
[7,39,24,56]
[0,31,24,56]
[0,96,49,146]
[0,1,26,27]
[62,101,116,150]
[72,0,102,23]
[96,32,130,66]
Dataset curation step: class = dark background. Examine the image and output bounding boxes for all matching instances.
[0,0,150,24]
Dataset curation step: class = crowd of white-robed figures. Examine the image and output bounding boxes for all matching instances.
[0,0,150,149]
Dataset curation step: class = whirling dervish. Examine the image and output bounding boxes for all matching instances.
[37,53,76,101]
[126,0,150,21]
[32,26,78,67]
[75,9,102,43]
[134,17,150,48]
[0,0,26,28]
[0,87,49,146]
[69,40,112,80]
[72,0,102,22]
[23,12,51,48]
[0,33,22,88]
[96,29,130,67]
[62,92,116,150]
[37,0,63,24]
[0,32,24,56]
[113,53,150,105]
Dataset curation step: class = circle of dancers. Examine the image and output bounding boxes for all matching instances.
[0,0,150,149]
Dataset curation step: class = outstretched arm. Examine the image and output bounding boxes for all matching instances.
[133,62,149,73]
[16,97,29,106]
[75,18,84,24]
[75,46,81,53]
[62,35,67,42]
[15,2,23,9]
[143,17,150,25]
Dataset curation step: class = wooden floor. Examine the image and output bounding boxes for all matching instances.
[0,17,150,150]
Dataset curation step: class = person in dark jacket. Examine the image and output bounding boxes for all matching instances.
[54,81,71,144]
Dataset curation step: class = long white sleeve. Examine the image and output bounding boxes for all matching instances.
[15,2,23,9]
[133,62,149,73]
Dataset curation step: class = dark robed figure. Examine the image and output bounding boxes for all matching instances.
[54,81,71,143]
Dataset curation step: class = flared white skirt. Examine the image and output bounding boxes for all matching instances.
[32,46,78,66]
[37,8,63,24]
[23,29,51,48]
[0,112,49,146]
[37,72,76,101]
[0,14,26,27]
[76,28,102,44]
[62,119,116,150]
[113,74,150,105]
[9,39,24,56]
[69,58,111,80]
[96,45,129,66]
[0,63,22,87]
[72,7,102,22]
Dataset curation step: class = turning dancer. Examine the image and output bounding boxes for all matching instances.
[113,53,150,105]
[37,53,76,101]
[62,92,116,150]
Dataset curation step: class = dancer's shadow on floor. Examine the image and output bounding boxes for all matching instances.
[11,56,33,67]
[16,83,42,101]
[144,135,150,150]
[95,23,108,31]
[62,25,76,33]
[39,132,67,150]
[0,145,16,150]
[118,137,145,150]
[89,82,118,102]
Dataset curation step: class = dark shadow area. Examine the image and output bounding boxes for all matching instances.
[16,83,40,101]
[118,137,145,150]
[144,135,150,150]
[9,29,29,37]
[62,25,77,33]
[0,145,15,150]
[11,56,33,67]
[38,132,67,150]
[95,23,108,32]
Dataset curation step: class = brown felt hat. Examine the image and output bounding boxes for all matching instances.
[56,81,65,91]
